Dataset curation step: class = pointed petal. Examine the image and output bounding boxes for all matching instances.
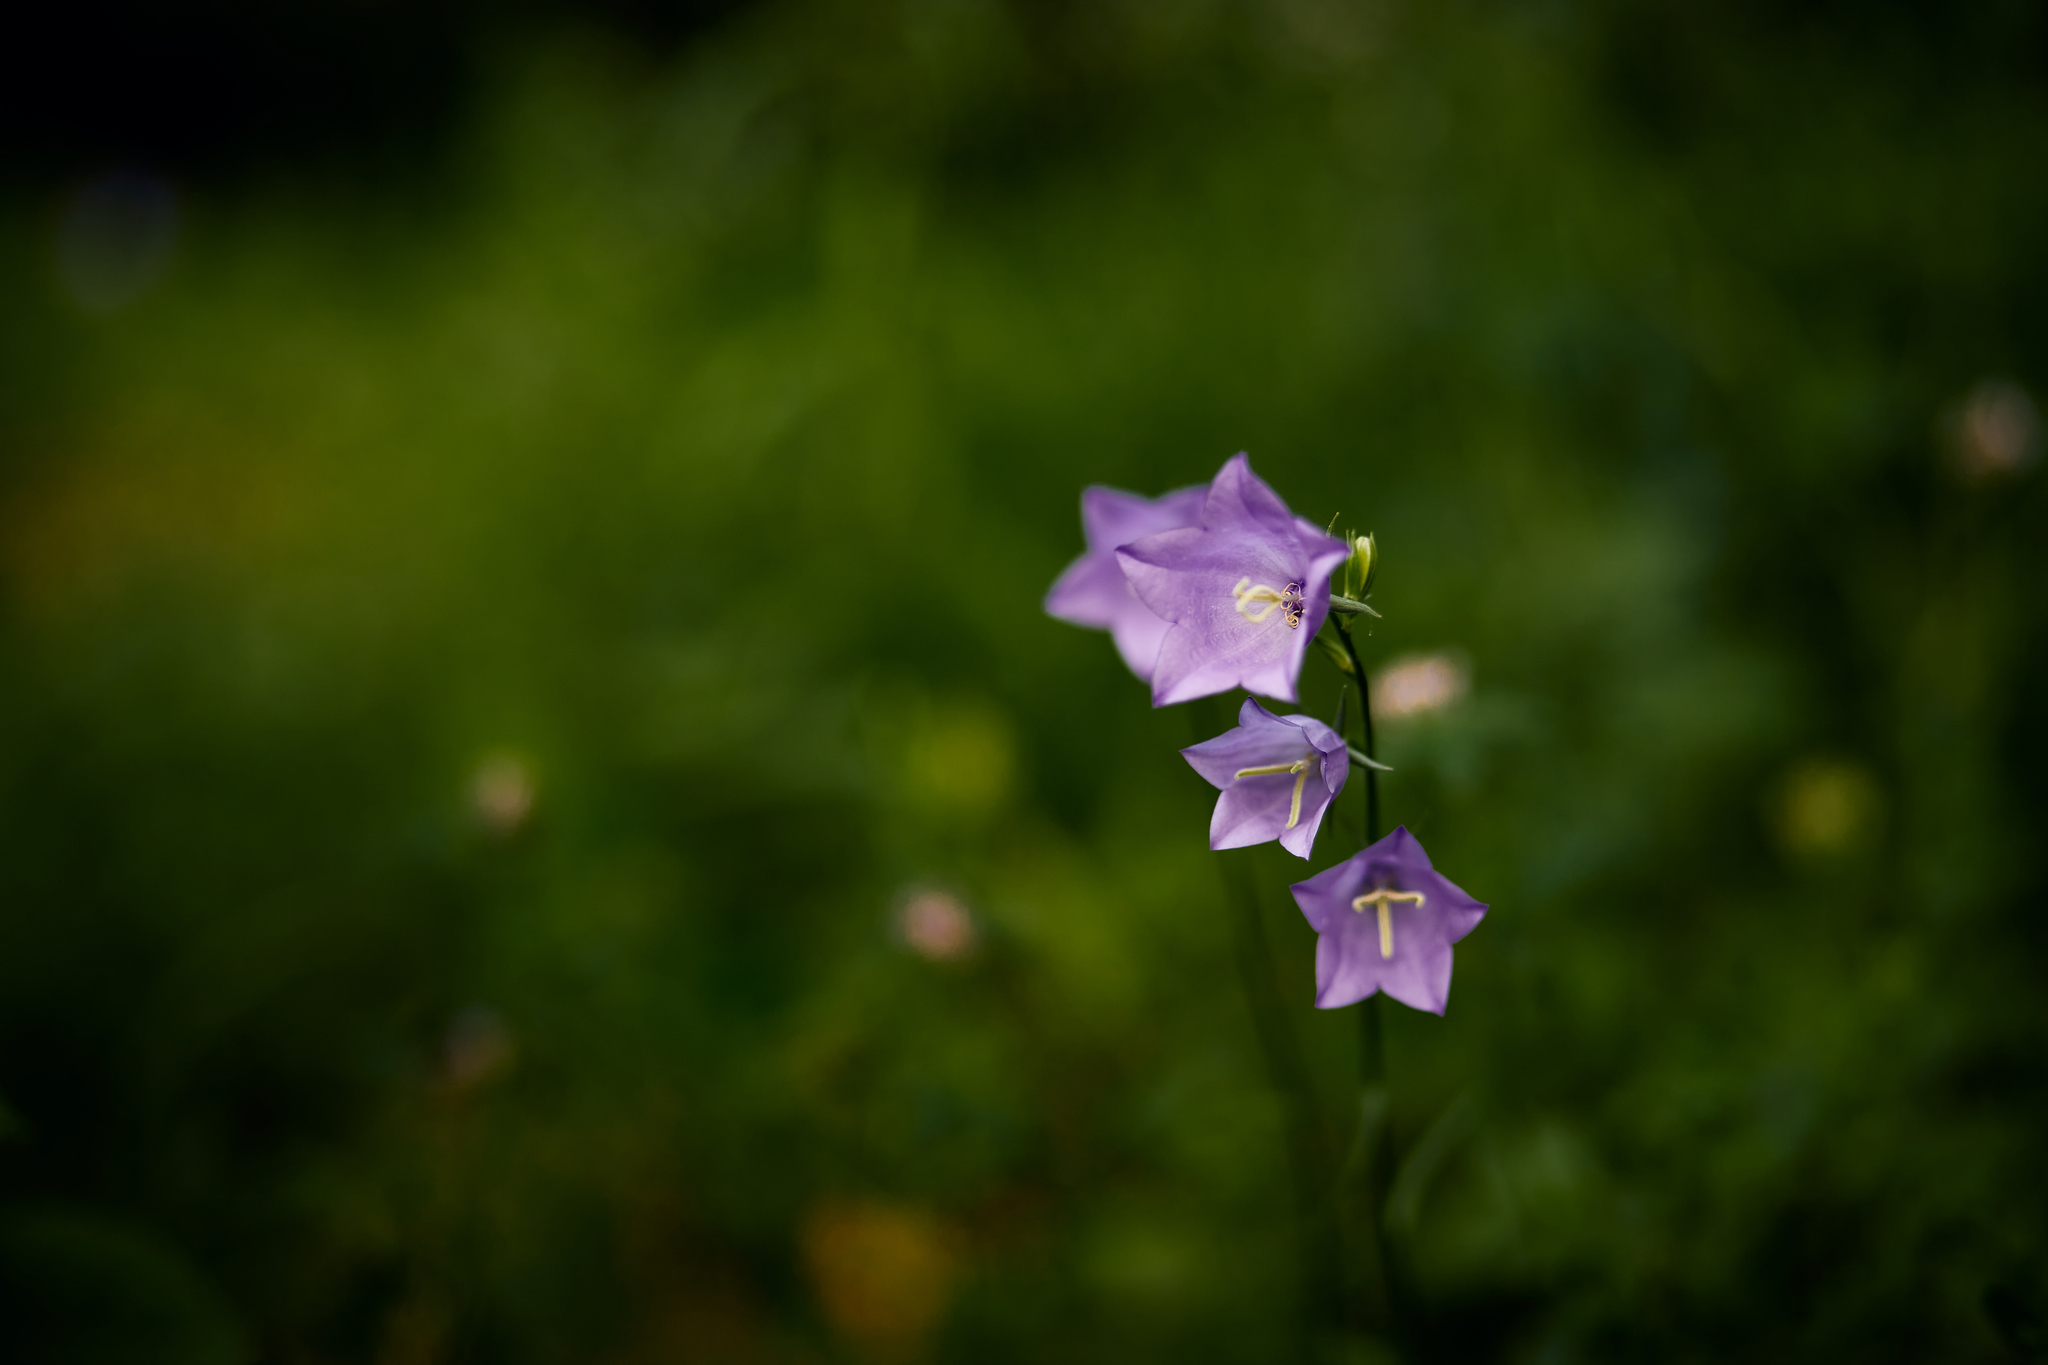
[1313,913,1383,1009]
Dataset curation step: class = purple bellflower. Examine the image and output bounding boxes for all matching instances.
[1116,454,1351,706]
[1045,484,1207,682]
[1182,699,1350,860]
[1288,826,1488,1015]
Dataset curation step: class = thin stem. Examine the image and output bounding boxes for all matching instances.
[1330,619,1380,843]
[1330,612,1401,1349]
[1192,696,1342,1351]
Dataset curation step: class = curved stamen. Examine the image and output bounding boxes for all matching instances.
[1232,577,1307,628]
[1233,750,1317,828]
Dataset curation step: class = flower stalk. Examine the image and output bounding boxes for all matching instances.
[1194,698,1347,1355]
[1327,613,1380,845]
[1046,460,1491,1362]
[1327,605,1397,1341]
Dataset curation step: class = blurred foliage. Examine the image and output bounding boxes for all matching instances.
[1,0,2046,1360]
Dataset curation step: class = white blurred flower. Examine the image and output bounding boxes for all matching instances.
[1950,379,2040,482]
[1372,652,1469,720]
[471,753,535,835]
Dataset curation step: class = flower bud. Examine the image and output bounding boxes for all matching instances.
[1348,533,1378,598]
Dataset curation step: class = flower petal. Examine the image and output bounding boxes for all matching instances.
[1289,826,1488,1015]
[1044,483,1205,682]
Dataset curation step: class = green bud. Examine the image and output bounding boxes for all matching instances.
[1349,532,1378,598]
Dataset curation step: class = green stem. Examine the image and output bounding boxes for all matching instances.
[1193,696,1342,1351]
[1330,618,1380,843]
[1331,614,1400,1345]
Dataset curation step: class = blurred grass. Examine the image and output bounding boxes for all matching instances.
[0,1,2045,1360]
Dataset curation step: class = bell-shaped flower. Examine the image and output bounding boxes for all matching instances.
[1182,699,1349,859]
[1115,454,1351,706]
[1044,483,1206,682]
[1288,826,1488,1015]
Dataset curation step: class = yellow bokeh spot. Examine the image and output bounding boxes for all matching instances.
[901,700,1014,818]
[802,1200,957,1361]
[1774,759,1883,857]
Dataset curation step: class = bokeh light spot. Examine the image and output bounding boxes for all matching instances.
[901,701,1014,818]
[801,1200,956,1360]
[470,753,535,835]
[1373,651,1469,720]
[898,888,977,961]
[1773,759,1883,858]
[1948,378,2041,483]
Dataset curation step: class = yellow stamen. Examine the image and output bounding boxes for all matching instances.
[1233,751,1318,830]
[1231,577,1286,623]
[1231,577,1306,628]
[1350,888,1426,960]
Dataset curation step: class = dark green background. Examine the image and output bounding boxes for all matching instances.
[2,1,2046,1360]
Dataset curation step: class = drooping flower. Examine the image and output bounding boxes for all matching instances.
[1288,826,1487,1014]
[1044,483,1207,681]
[1115,454,1351,706]
[1182,699,1349,859]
